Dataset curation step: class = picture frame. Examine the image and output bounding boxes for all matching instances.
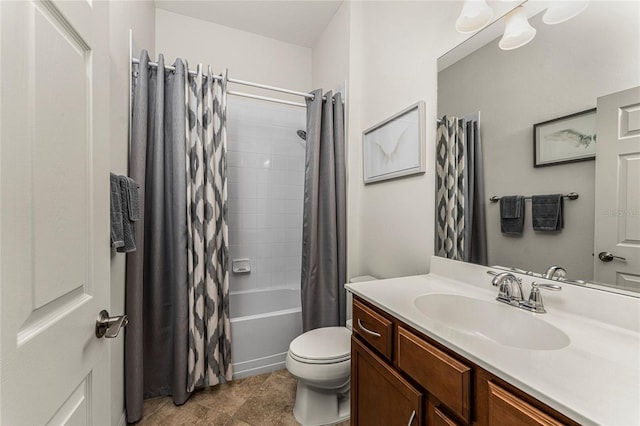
[533,108,597,167]
[363,101,426,184]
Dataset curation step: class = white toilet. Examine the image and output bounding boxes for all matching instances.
[286,275,377,426]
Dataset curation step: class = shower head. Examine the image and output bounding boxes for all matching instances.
[296,130,307,141]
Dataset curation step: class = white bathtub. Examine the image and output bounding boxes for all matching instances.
[230,288,302,379]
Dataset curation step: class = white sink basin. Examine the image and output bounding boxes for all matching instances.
[414,294,570,351]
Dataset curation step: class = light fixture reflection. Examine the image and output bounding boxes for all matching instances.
[543,1,589,25]
[499,6,537,50]
[455,0,494,34]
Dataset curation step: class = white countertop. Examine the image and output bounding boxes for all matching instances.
[346,272,640,426]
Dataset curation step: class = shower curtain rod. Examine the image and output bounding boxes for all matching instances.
[132,57,317,107]
[227,90,307,108]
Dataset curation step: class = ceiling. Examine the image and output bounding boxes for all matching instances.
[154,0,344,47]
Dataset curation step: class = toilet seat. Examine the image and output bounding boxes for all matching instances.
[288,327,351,364]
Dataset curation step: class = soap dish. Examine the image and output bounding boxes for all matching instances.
[232,259,251,274]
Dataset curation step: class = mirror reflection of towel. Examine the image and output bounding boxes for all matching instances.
[500,195,524,235]
[532,194,564,232]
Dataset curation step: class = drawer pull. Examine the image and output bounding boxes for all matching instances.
[357,318,381,337]
[407,410,416,426]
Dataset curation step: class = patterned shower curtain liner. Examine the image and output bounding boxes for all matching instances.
[185,64,232,391]
[436,116,466,261]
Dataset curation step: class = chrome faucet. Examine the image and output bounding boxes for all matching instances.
[521,282,562,313]
[544,265,567,280]
[491,272,524,306]
[487,271,562,313]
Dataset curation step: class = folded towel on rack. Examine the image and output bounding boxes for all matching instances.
[532,194,564,231]
[500,195,525,235]
[126,178,140,221]
[117,176,140,253]
[110,173,125,249]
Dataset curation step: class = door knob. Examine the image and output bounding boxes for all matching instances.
[598,251,626,263]
[95,310,128,338]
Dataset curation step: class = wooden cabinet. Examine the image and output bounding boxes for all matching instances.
[487,382,564,426]
[427,400,462,426]
[352,298,394,361]
[351,336,423,426]
[350,296,577,426]
[397,327,471,422]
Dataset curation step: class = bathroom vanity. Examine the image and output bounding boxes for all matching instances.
[346,257,640,426]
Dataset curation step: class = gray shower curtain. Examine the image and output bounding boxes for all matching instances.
[126,51,232,423]
[126,51,190,423]
[301,90,347,332]
[435,115,487,265]
[464,120,488,265]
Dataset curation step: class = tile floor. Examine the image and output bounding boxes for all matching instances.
[135,369,350,426]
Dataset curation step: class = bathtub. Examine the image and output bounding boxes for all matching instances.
[230,288,302,379]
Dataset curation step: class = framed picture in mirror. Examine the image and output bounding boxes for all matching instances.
[533,108,597,167]
[363,101,426,183]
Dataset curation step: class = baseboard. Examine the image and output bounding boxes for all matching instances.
[232,360,286,380]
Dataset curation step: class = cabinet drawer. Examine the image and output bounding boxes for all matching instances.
[352,298,393,361]
[396,327,471,422]
[487,382,565,426]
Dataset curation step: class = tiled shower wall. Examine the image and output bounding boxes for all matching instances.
[226,97,306,293]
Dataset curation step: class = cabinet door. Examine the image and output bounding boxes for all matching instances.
[427,399,463,426]
[352,336,423,426]
[487,382,565,426]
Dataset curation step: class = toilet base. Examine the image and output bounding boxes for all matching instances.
[292,381,350,426]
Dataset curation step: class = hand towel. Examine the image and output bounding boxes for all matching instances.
[117,176,139,252]
[532,194,564,231]
[126,178,140,221]
[110,173,125,249]
[500,195,525,235]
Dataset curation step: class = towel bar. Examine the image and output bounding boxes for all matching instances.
[489,192,579,203]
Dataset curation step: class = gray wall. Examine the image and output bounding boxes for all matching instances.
[346,1,471,279]
[438,1,640,280]
[155,9,312,103]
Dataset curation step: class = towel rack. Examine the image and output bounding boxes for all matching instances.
[489,192,579,203]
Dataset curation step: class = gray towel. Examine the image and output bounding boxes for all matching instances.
[110,173,125,249]
[126,178,140,221]
[117,176,139,252]
[500,195,525,235]
[532,194,564,231]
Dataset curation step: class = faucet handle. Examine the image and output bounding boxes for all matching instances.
[523,282,561,313]
[544,265,567,280]
[532,282,561,291]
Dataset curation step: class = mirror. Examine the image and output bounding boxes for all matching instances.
[436,1,639,295]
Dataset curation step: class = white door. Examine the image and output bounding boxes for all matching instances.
[1,0,111,424]
[593,86,640,290]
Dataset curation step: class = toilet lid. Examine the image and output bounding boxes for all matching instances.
[289,327,351,364]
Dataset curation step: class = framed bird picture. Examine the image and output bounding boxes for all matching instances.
[363,101,426,183]
[533,108,596,167]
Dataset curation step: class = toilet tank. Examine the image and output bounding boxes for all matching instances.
[346,275,378,329]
